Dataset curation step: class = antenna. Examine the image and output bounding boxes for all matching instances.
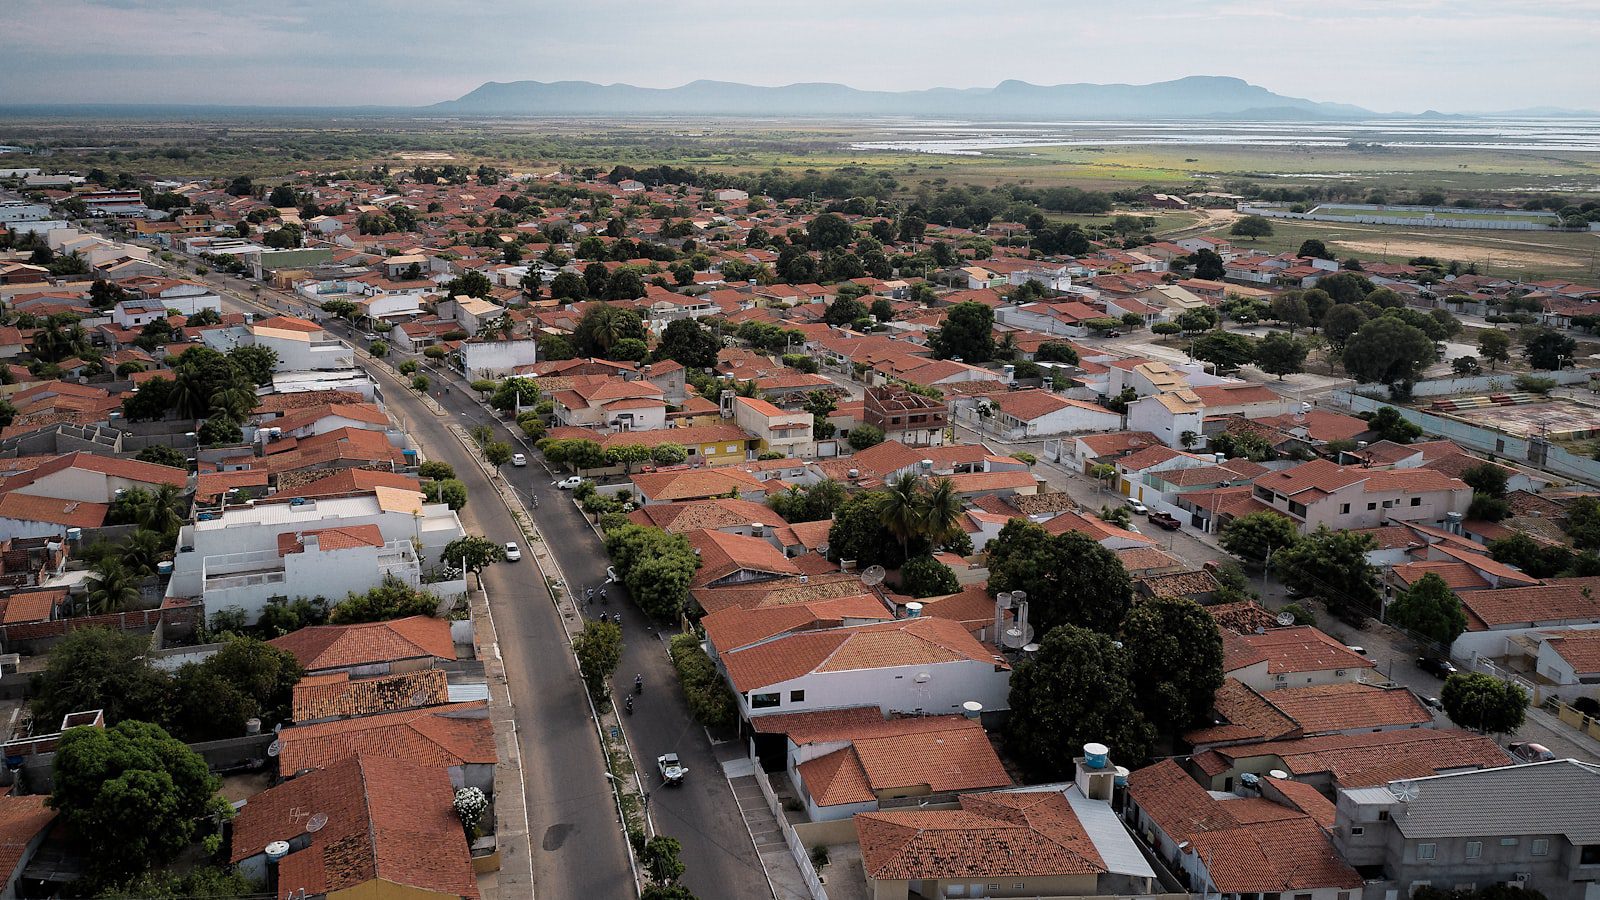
[1275,611,1296,627]
[305,812,329,833]
[860,565,886,587]
[1387,781,1420,803]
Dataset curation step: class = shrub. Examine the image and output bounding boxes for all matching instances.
[424,346,447,359]
[398,359,419,375]
[669,632,737,728]
[411,374,430,392]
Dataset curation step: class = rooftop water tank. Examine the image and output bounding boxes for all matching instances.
[265,841,290,863]
[1083,742,1110,770]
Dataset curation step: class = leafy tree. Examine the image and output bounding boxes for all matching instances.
[928,301,996,363]
[823,295,868,327]
[807,212,853,251]
[1123,597,1225,738]
[32,628,169,727]
[96,866,258,898]
[1270,293,1311,332]
[1566,496,1600,551]
[329,575,440,623]
[135,445,187,470]
[1366,406,1424,444]
[490,377,540,412]
[1321,304,1368,351]
[444,269,493,299]
[419,460,456,480]
[1274,525,1382,618]
[1219,511,1299,565]
[642,885,699,900]
[1523,328,1577,370]
[652,443,688,466]
[1005,625,1155,780]
[826,491,904,569]
[668,632,737,728]
[1230,215,1274,240]
[606,443,652,473]
[1298,239,1333,259]
[227,344,279,386]
[1176,306,1220,335]
[986,522,1133,634]
[847,423,885,450]
[168,637,303,740]
[484,441,513,466]
[51,721,226,882]
[1477,330,1511,371]
[641,835,687,886]
[441,535,509,575]
[1461,463,1509,498]
[84,559,142,614]
[321,299,358,320]
[1487,533,1574,579]
[1317,271,1375,304]
[549,271,587,300]
[1190,249,1225,281]
[573,618,623,699]
[1254,331,1308,379]
[1036,341,1079,364]
[603,524,700,620]
[573,305,647,357]
[1341,318,1437,386]
[1440,672,1527,734]
[1191,331,1256,374]
[899,554,959,598]
[423,478,468,510]
[654,318,721,369]
[1452,355,1482,377]
[1386,572,1468,647]
[766,478,846,523]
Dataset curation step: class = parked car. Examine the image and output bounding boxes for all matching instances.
[554,476,584,489]
[1418,694,1444,712]
[504,542,522,562]
[658,752,688,785]
[1147,511,1181,531]
[1417,656,1457,678]
[1509,741,1555,763]
[1344,645,1368,656]
[511,453,526,467]
[1125,498,1149,516]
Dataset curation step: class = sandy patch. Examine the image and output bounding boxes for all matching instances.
[1328,234,1589,270]
[397,152,456,160]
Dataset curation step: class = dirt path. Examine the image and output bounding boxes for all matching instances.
[1159,207,1240,238]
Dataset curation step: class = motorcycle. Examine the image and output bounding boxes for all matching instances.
[624,695,633,715]
[634,675,644,695]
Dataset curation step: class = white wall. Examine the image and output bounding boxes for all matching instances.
[740,659,1010,721]
[460,339,539,379]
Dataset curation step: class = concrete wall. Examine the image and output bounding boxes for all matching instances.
[741,660,1012,721]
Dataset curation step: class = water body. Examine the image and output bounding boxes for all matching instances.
[848,118,1600,155]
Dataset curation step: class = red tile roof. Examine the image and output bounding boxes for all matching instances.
[276,701,493,772]
[857,791,1106,880]
[0,792,54,883]
[0,492,107,528]
[1224,626,1376,676]
[721,616,1003,692]
[270,616,455,672]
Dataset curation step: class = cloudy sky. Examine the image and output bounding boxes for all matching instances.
[3,0,1596,112]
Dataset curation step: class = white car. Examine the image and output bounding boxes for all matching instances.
[1125,498,1149,515]
[554,476,584,490]
[504,542,522,562]
[511,453,527,467]
[658,752,688,786]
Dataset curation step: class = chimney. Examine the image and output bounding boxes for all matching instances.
[1075,742,1116,802]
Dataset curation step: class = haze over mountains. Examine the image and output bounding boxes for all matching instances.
[434,76,1379,119]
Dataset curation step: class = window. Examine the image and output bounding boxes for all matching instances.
[1466,841,1482,859]
[1411,497,1423,506]
[1417,843,1437,860]
[1532,839,1549,856]
[1350,827,1365,836]
[1368,502,1378,511]
[789,690,805,703]
[1581,844,1600,865]
[726,444,740,453]
[1288,500,1307,517]
[1378,810,1390,821]
[1340,503,1351,514]
[1295,894,1313,900]
[1500,838,1518,847]
[751,692,781,709]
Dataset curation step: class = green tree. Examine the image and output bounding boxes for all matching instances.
[986,521,1133,634]
[1298,239,1333,259]
[606,443,652,474]
[641,835,687,886]
[807,212,853,251]
[928,301,996,363]
[418,460,456,480]
[1487,533,1574,579]
[490,377,540,412]
[441,535,508,575]
[1366,406,1424,443]
[1219,511,1300,565]
[1274,525,1382,618]
[169,637,303,740]
[85,559,143,615]
[1191,331,1256,374]
[652,443,688,466]
[1341,318,1438,386]
[655,318,721,369]
[227,345,279,386]
[877,472,926,561]
[573,618,623,699]
[484,441,513,466]
[1321,304,1368,351]
[135,445,187,470]
[1176,306,1220,335]
[1253,332,1307,379]
[1190,249,1225,280]
[823,295,869,327]
[1270,293,1311,332]
[51,721,227,882]
[444,269,493,299]
[1566,496,1600,551]
[1461,463,1509,498]
[32,628,169,727]
[1386,572,1468,646]
[603,524,700,620]
[1230,215,1275,240]
[900,554,959,598]
[827,491,904,569]
[669,632,737,728]
[1005,625,1155,780]
[1477,330,1511,371]
[573,305,647,357]
[1524,328,1577,370]
[96,866,258,898]
[1036,341,1079,364]
[1123,596,1225,738]
[1317,271,1375,304]
[847,423,885,451]
[329,575,440,623]
[423,478,468,510]
[1440,672,1527,734]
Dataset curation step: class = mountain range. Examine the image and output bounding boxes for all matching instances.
[432,76,1378,119]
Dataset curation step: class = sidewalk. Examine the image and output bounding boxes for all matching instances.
[722,758,810,900]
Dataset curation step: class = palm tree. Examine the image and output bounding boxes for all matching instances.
[171,368,210,420]
[140,483,186,537]
[85,560,142,614]
[209,384,258,421]
[1179,431,1199,450]
[120,528,166,577]
[920,477,964,549]
[878,472,925,561]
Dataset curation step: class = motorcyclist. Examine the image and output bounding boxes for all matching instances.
[634,673,643,694]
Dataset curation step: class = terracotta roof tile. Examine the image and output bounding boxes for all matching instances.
[270,616,456,672]
[721,616,1003,692]
[276,702,493,772]
[291,669,451,723]
[857,791,1105,880]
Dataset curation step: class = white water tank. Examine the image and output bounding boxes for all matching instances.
[265,841,290,863]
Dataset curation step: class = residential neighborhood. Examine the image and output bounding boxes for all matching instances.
[3,36,1600,900]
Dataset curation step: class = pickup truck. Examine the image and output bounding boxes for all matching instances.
[1147,511,1181,531]
[658,752,688,786]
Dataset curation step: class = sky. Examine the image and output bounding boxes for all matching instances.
[2,0,1597,113]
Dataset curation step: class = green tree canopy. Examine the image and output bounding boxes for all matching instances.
[441,535,509,575]
[1254,331,1308,379]
[1274,525,1382,619]
[928,301,996,363]
[1005,625,1156,780]
[603,524,701,620]
[1440,672,1527,734]
[1230,215,1275,240]
[900,554,960,598]
[1365,406,1424,444]
[1386,572,1468,647]
[1524,327,1578,371]
[654,318,721,369]
[1340,317,1438,386]
[329,575,441,624]
[1191,331,1257,374]
[573,618,623,699]
[1123,596,1226,739]
[985,521,1133,634]
[31,628,169,728]
[1219,511,1299,565]
[573,305,647,357]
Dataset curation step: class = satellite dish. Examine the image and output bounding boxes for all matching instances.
[1276,612,1296,627]
[1001,621,1035,649]
[1387,781,1420,803]
[267,739,281,758]
[305,812,329,833]
[861,565,886,587]
[1022,642,1041,654]
[409,690,431,707]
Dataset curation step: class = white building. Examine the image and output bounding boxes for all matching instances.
[202,315,354,372]
[458,339,540,380]
[200,524,423,625]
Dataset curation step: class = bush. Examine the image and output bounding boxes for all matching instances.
[411,374,430,392]
[1514,374,1558,395]
[329,575,438,623]
[398,359,419,375]
[423,346,447,360]
[900,554,959,598]
[368,340,389,357]
[757,451,785,461]
[669,632,737,728]
[1279,602,1317,626]
[418,460,456,480]
[484,441,513,466]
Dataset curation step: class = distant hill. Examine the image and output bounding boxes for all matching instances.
[432,76,1373,119]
